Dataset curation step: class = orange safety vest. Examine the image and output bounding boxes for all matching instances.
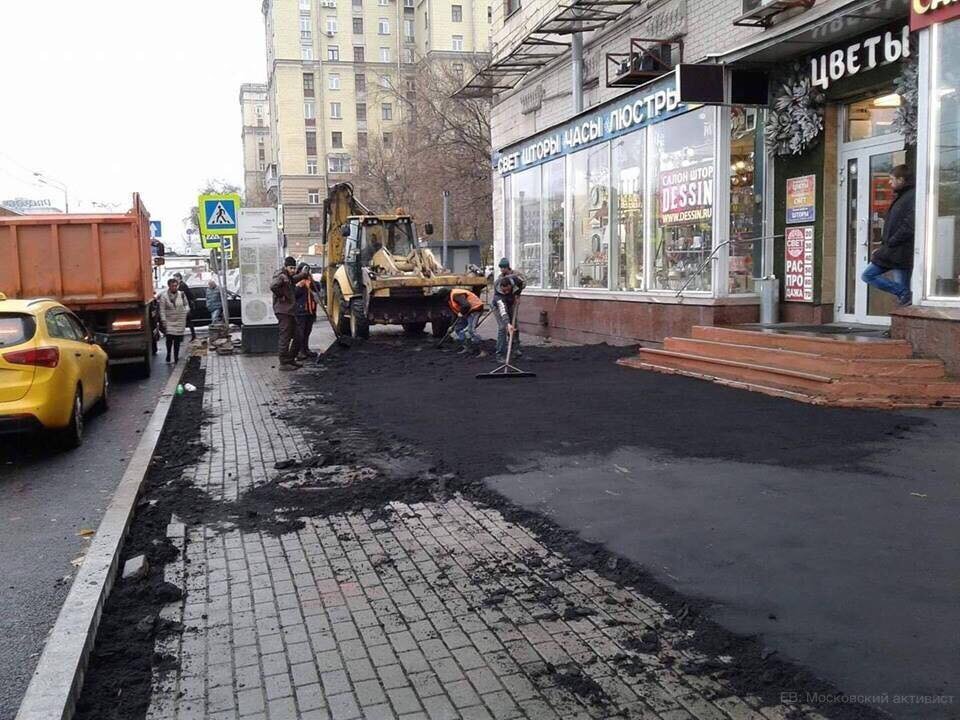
[448,288,483,316]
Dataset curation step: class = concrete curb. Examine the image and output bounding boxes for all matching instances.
[15,360,190,720]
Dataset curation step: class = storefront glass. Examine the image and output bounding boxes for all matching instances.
[513,166,542,287]
[651,109,716,292]
[928,21,960,299]
[846,95,901,142]
[729,108,764,294]
[503,175,512,269]
[543,158,565,289]
[569,144,611,289]
[612,130,646,291]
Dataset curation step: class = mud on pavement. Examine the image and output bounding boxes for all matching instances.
[72,339,911,720]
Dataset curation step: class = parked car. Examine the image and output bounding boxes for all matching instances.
[0,293,109,448]
[187,286,242,327]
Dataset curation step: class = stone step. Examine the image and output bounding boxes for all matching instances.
[663,337,946,379]
[690,326,914,359]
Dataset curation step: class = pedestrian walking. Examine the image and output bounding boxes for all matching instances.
[174,272,197,340]
[492,269,525,362]
[206,279,224,325]
[271,256,312,371]
[862,164,915,306]
[447,287,486,356]
[158,277,189,363]
[294,264,319,360]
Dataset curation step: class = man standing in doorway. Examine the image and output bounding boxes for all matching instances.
[271,256,312,371]
[862,164,915,306]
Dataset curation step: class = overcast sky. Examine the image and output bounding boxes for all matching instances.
[0,1,265,250]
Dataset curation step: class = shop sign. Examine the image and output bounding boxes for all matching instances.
[784,226,815,302]
[911,0,960,30]
[658,160,714,225]
[786,175,816,224]
[495,74,683,176]
[810,24,910,91]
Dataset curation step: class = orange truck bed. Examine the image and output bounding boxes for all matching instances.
[0,193,152,308]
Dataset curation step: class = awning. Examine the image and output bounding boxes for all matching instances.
[706,0,909,66]
[454,0,644,98]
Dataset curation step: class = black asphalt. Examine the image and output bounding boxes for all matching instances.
[0,358,176,720]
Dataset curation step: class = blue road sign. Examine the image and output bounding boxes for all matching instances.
[199,193,240,236]
[149,220,162,239]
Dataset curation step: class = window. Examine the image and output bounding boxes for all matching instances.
[403,19,414,40]
[380,47,391,63]
[328,73,341,89]
[353,45,365,62]
[328,155,351,173]
[332,131,344,148]
[300,16,312,38]
[383,132,393,147]
[327,44,340,60]
[300,0,311,9]
[259,147,266,161]
[356,102,367,121]
[452,4,462,21]
[728,107,765,294]
[309,216,322,232]
[330,101,342,118]
[353,17,363,33]
[452,35,464,51]
[326,16,338,33]
[379,0,389,5]
[308,189,321,204]
[382,103,393,120]
[452,62,464,80]
[307,158,318,175]
[379,74,390,88]
[258,161,266,171]
[357,131,368,148]
[304,101,316,119]
[378,18,389,34]
[306,131,317,154]
[353,0,362,7]
[927,21,960,299]
[355,73,366,91]
[303,73,315,96]
[488,5,492,22]
[569,144,610,289]
[301,44,314,60]
[650,109,716,292]
[404,0,414,6]
[504,0,521,16]
[424,11,428,27]
[513,167,542,287]
[612,131,645,291]
[403,48,414,64]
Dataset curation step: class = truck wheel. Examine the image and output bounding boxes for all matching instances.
[431,317,451,339]
[350,297,370,339]
[402,322,427,335]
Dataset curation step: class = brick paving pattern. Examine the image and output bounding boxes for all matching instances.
[145,353,819,720]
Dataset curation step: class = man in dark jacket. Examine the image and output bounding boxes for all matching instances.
[271,256,311,370]
[862,165,915,306]
[493,273,524,362]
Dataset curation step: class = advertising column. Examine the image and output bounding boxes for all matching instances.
[239,208,281,353]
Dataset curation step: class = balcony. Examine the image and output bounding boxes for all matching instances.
[264,164,280,192]
[606,37,682,88]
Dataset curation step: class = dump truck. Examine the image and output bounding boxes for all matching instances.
[0,194,160,375]
[320,183,488,339]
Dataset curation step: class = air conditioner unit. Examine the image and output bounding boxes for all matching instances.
[321,0,337,7]
[326,30,335,37]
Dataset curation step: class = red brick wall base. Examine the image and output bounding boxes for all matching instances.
[780,303,835,324]
[514,296,760,345]
[891,306,960,376]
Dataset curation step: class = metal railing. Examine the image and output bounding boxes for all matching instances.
[673,234,782,298]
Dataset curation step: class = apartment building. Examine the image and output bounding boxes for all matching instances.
[239,83,273,205]
[254,0,492,256]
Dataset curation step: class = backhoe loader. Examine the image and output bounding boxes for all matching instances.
[319,183,488,339]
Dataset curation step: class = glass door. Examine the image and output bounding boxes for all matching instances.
[837,143,906,324]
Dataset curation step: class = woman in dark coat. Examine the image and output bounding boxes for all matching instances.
[862,164,915,306]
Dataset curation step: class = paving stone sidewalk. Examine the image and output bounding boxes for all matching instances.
[145,352,822,720]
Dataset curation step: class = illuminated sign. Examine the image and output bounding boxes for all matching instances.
[911,0,960,30]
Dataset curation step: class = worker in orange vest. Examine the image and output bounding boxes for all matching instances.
[447,287,485,356]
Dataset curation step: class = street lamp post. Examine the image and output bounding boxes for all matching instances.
[33,172,69,213]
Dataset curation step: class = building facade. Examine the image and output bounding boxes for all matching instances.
[239,83,273,206]
[483,0,960,367]
[256,0,492,255]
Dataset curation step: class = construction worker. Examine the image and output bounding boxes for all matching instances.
[294,263,319,360]
[493,269,525,362]
[270,256,312,371]
[447,287,485,355]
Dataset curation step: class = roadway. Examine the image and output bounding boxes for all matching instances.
[0,357,176,720]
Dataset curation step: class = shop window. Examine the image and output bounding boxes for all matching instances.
[612,130,645,291]
[729,107,765,294]
[651,109,716,292]
[512,166,542,287]
[570,144,610,289]
[503,175,513,268]
[542,158,564,289]
[846,95,900,142]
[927,21,960,299]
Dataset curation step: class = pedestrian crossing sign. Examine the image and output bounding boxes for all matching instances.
[198,193,241,236]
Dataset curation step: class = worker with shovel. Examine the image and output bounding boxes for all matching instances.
[448,287,486,356]
[493,272,524,363]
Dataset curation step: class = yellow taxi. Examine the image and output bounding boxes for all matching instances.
[0,293,109,448]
